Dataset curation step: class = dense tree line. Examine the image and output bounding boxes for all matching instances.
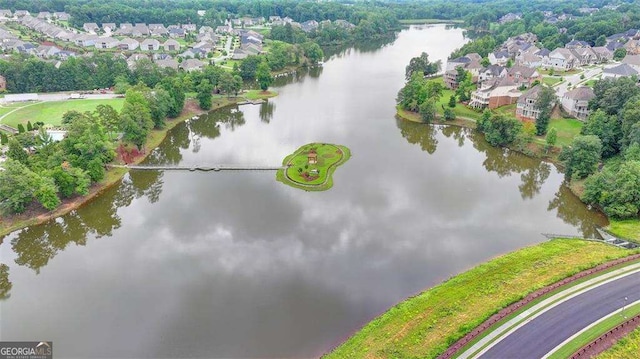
[556,77,640,219]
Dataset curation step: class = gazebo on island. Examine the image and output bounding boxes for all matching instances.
[307,151,318,164]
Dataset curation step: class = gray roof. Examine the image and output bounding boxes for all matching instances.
[604,63,639,76]
[517,85,543,104]
[622,54,640,67]
[564,86,595,101]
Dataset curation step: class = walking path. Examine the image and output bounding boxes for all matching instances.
[456,260,640,359]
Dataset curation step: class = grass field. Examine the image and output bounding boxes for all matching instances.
[325,239,631,359]
[543,76,563,86]
[277,143,351,191]
[1,99,125,128]
[432,78,483,120]
[608,220,640,242]
[597,325,640,359]
[544,118,584,146]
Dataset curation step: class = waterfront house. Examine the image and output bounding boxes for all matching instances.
[561,87,595,120]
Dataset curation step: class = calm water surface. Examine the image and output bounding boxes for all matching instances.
[0,25,607,358]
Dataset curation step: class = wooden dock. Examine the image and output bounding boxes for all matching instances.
[108,164,285,172]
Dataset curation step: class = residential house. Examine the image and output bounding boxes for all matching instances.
[269,16,282,23]
[35,45,61,58]
[74,34,99,47]
[606,40,625,52]
[469,77,520,109]
[506,65,541,89]
[216,25,232,34]
[149,24,168,37]
[196,32,218,43]
[516,52,543,68]
[95,37,119,49]
[131,24,150,37]
[478,65,507,84]
[544,48,578,70]
[116,23,133,35]
[199,26,214,34]
[169,28,186,38]
[118,38,139,50]
[334,19,355,29]
[53,12,70,21]
[602,63,639,79]
[0,10,12,18]
[561,87,595,120]
[37,12,51,20]
[240,43,262,55]
[444,54,482,88]
[571,47,597,66]
[301,20,319,33]
[14,10,30,17]
[181,48,207,58]
[155,58,179,70]
[622,54,640,72]
[163,39,181,52]
[591,47,613,63]
[127,53,149,69]
[193,41,216,53]
[102,23,117,32]
[565,40,590,49]
[489,51,510,66]
[140,38,160,51]
[182,24,197,33]
[624,39,640,55]
[153,53,172,61]
[180,58,204,72]
[232,49,248,60]
[499,13,521,24]
[83,23,99,34]
[516,85,545,121]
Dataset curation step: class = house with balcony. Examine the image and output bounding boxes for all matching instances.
[561,87,595,120]
[516,85,544,121]
[469,77,520,109]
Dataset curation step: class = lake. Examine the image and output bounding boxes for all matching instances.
[0,25,607,358]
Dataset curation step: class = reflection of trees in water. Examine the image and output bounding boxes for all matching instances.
[440,125,470,147]
[322,35,397,61]
[396,120,605,235]
[396,118,438,154]
[0,264,11,300]
[144,124,190,165]
[519,163,551,200]
[259,101,275,123]
[548,185,608,238]
[10,165,166,273]
[272,66,324,87]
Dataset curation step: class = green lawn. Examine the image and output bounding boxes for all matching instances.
[597,325,640,359]
[584,79,598,88]
[277,143,351,191]
[543,118,584,146]
[1,99,125,128]
[326,239,632,359]
[538,68,581,76]
[608,219,640,242]
[543,76,563,86]
[432,77,482,120]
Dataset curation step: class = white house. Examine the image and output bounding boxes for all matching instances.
[163,39,181,52]
[140,39,160,51]
[95,37,119,49]
[118,38,139,50]
[561,87,595,120]
[544,48,578,70]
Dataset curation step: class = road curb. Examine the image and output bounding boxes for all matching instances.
[571,313,640,358]
[438,252,640,359]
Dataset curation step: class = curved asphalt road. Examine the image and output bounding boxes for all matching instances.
[479,271,640,358]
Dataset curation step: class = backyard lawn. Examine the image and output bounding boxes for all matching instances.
[1,98,125,128]
[542,76,563,86]
[544,118,584,146]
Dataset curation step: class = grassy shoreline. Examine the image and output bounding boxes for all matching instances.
[0,90,277,239]
[325,239,637,359]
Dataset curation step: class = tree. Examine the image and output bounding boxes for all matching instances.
[256,61,273,91]
[95,104,121,140]
[7,138,28,164]
[443,108,456,121]
[559,135,602,180]
[48,165,91,198]
[595,35,606,47]
[581,109,622,158]
[545,127,557,152]
[448,95,456,108]
[482,114,523,146]
[120,90,153,151]
[239,55,262,81]
[419,99,437,123]
[614,47,627,61]
[455,67,473,102]
[481,57,490,67]
[0,159,59,214]
[0,132,7,145]
[26,121,33,131]
[61,112,114,182]
[301,42,324,65]
[17,124,25,133]
[405,52,442,80]
[534,85,556,136]
[196,79,213,110]
[583,161,640,219]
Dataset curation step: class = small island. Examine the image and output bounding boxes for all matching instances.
[276,143,351,191]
